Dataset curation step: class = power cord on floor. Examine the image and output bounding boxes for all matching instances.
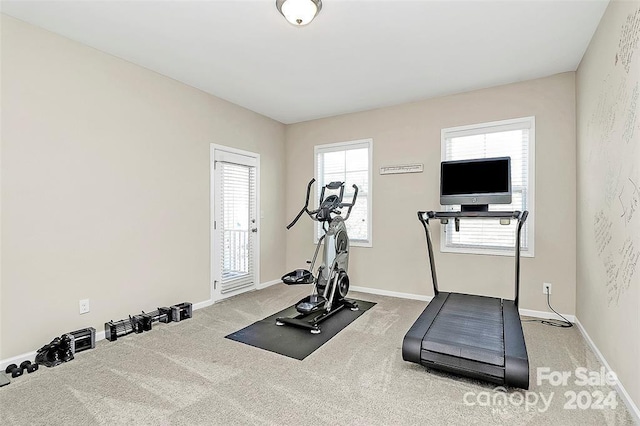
[523,291,573,328]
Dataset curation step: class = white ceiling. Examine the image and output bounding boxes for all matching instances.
[1,0,609,124]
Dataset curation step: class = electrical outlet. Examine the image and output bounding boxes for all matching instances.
[543,283,552,295]
[79,299,90,314]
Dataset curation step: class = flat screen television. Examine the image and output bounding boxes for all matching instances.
[440,156,512,212]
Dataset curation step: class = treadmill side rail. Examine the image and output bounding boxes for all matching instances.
[503,301,530,389]
[402,293,449,364]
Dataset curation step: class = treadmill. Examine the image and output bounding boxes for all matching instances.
[402,209,530,389]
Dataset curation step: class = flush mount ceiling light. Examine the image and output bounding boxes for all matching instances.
[276,0,322,26]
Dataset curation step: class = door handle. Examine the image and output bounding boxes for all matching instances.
[251,228,258,233]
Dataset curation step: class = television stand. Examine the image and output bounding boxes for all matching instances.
[461,204,488,212]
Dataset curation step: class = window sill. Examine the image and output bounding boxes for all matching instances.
[350,240,372,248]
[441,246,534,258]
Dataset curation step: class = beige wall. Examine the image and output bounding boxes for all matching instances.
[576,0,640,411]
[0,15,286,358]
[285,73,577,315]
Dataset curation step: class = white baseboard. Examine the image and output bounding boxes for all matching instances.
[192,279,281,311]
[1,350,38,371]
[519,308,575,323]
[350,285,576,322]
[256,279,281,290]
[192,299,214,310]
[575,318,640,424]
[350,285,433,302]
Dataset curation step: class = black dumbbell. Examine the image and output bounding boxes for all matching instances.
[5,364,23,378]
[20,360,38,373]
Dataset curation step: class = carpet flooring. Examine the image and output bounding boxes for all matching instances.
[0,284,635,425]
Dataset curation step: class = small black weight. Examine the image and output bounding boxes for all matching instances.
[5,364,23,378]
[20,360,38,373]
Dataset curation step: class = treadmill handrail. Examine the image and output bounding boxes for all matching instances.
[423,210,523,220]
[417,210,528,305]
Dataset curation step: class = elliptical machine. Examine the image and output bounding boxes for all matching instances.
[278,178,359,334]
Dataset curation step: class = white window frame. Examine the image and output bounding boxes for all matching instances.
[314,138,373,248]
[440,116,535,257]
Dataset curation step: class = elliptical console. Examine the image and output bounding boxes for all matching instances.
[278,178,359,334]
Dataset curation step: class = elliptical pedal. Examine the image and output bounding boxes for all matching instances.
[282,269,314,285]
[297,295,327,314]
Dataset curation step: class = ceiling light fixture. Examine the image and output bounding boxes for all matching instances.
[276,0,322,26]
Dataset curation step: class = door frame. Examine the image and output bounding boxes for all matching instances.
[210,143,261,302]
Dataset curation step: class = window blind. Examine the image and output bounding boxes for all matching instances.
[218,161,256,293]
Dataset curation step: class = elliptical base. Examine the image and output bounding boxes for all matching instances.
[275,299,358,334]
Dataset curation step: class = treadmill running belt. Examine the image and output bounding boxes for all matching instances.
[422,293,505,366]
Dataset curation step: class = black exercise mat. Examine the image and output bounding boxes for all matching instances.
[225,299,376,360]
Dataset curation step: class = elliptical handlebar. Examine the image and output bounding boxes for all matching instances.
[286,178,316,230]
[340,184,359,221]
[286,179,359,230]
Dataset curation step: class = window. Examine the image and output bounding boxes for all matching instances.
[441,117,535,257]
[314,139,372,247]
